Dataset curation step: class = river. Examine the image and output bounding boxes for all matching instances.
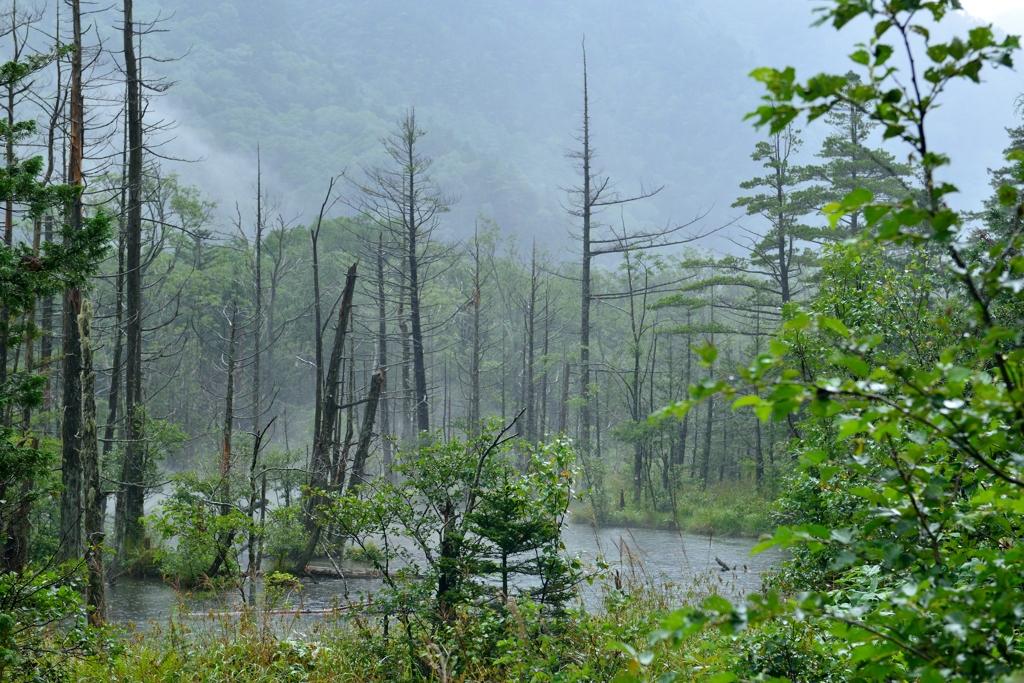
[107,525,781,627]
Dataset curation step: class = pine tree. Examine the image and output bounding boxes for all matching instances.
[732,126,818,304]
[802,74,917,238]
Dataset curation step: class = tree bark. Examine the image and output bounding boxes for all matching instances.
[525,244,538,442]
[398,254,412,440]
[296,263,357,573]
[206,305,237,579]
[558,361,570,435]
[40,215,53,416]
[675,317,693,468]
[308,263,357,500]
[80,302,106,625]
[376,234,392,478]
[578,51,593,459]
[114,0,146,562]
[407,164,429,434]
[103,219,124,461]
[469,231,482,435]
[247,159,264,605]
[700,393,714,486]
[538,287,551,440]
[346,368,385,492]
[58,0,85,564]
[754,416,764,487]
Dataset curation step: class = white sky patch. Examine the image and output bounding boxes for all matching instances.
[959,0,1024,36]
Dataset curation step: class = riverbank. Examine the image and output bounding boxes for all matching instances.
[571,482,774,537]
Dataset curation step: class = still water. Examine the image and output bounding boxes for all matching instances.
[107,525,781,627]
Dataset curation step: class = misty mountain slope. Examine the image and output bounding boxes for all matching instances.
[144,0,1020,245]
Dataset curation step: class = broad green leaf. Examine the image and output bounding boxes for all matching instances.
[694,343,718,365]
[707,674,738,683]
[820,316,851,338]
[732,394,764,409]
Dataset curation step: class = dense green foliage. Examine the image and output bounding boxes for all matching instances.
[620,2,1024,682]
[0,58,112,681]
[4,0,1024,681]
[320,428,581,613]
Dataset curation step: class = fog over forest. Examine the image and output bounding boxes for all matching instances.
[6,1,1024,680]
[144,0,1021,247]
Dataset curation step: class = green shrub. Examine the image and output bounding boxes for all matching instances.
[344,540,384,567]
[0,569,94,682]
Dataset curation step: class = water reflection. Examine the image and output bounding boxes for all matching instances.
[107,525,780,628]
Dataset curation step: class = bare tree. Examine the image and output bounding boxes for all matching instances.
[349,109,455,434]
[375,233,393,475]
[79,301,105,624]
[245,152,267,604]
[57,0,84,564]
[346,367,385,492]
[205,303,237,579]
[564,42,713,469]
[114,0,181,562]
[295,262,357,574]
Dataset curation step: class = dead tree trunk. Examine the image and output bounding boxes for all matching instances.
[407,206,429,434]
[524,244,538,443]
[222,308,236,514]
[114,0,147,561]
[376,234,392,478]
[102,217,124,461]
[246,159,264,605]
[469,230,482,435]
[295,263,357,574]
[104,99,128,464]
[558,360,570,435]
[40,215,53,417]
[246,423,271,606]
[349,111,455,436]
[206,305,237,579]
[566,46,667,467]
[251,151,264,437]
[310,178,338,459]
[332,327,356,489]
[398,264,412,440]
[79,302,106,625]
[346,368,385,492]
[700,293,716,487]
[538,286,551,439]
[577,53,593,457]
[58,0,85,564]
[676,317,692,468]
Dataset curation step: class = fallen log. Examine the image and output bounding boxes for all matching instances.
[212,600,372,618]
[303,566,381,579]
[301,566,424,580]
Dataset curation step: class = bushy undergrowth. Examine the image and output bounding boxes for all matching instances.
[69,574,825,683]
